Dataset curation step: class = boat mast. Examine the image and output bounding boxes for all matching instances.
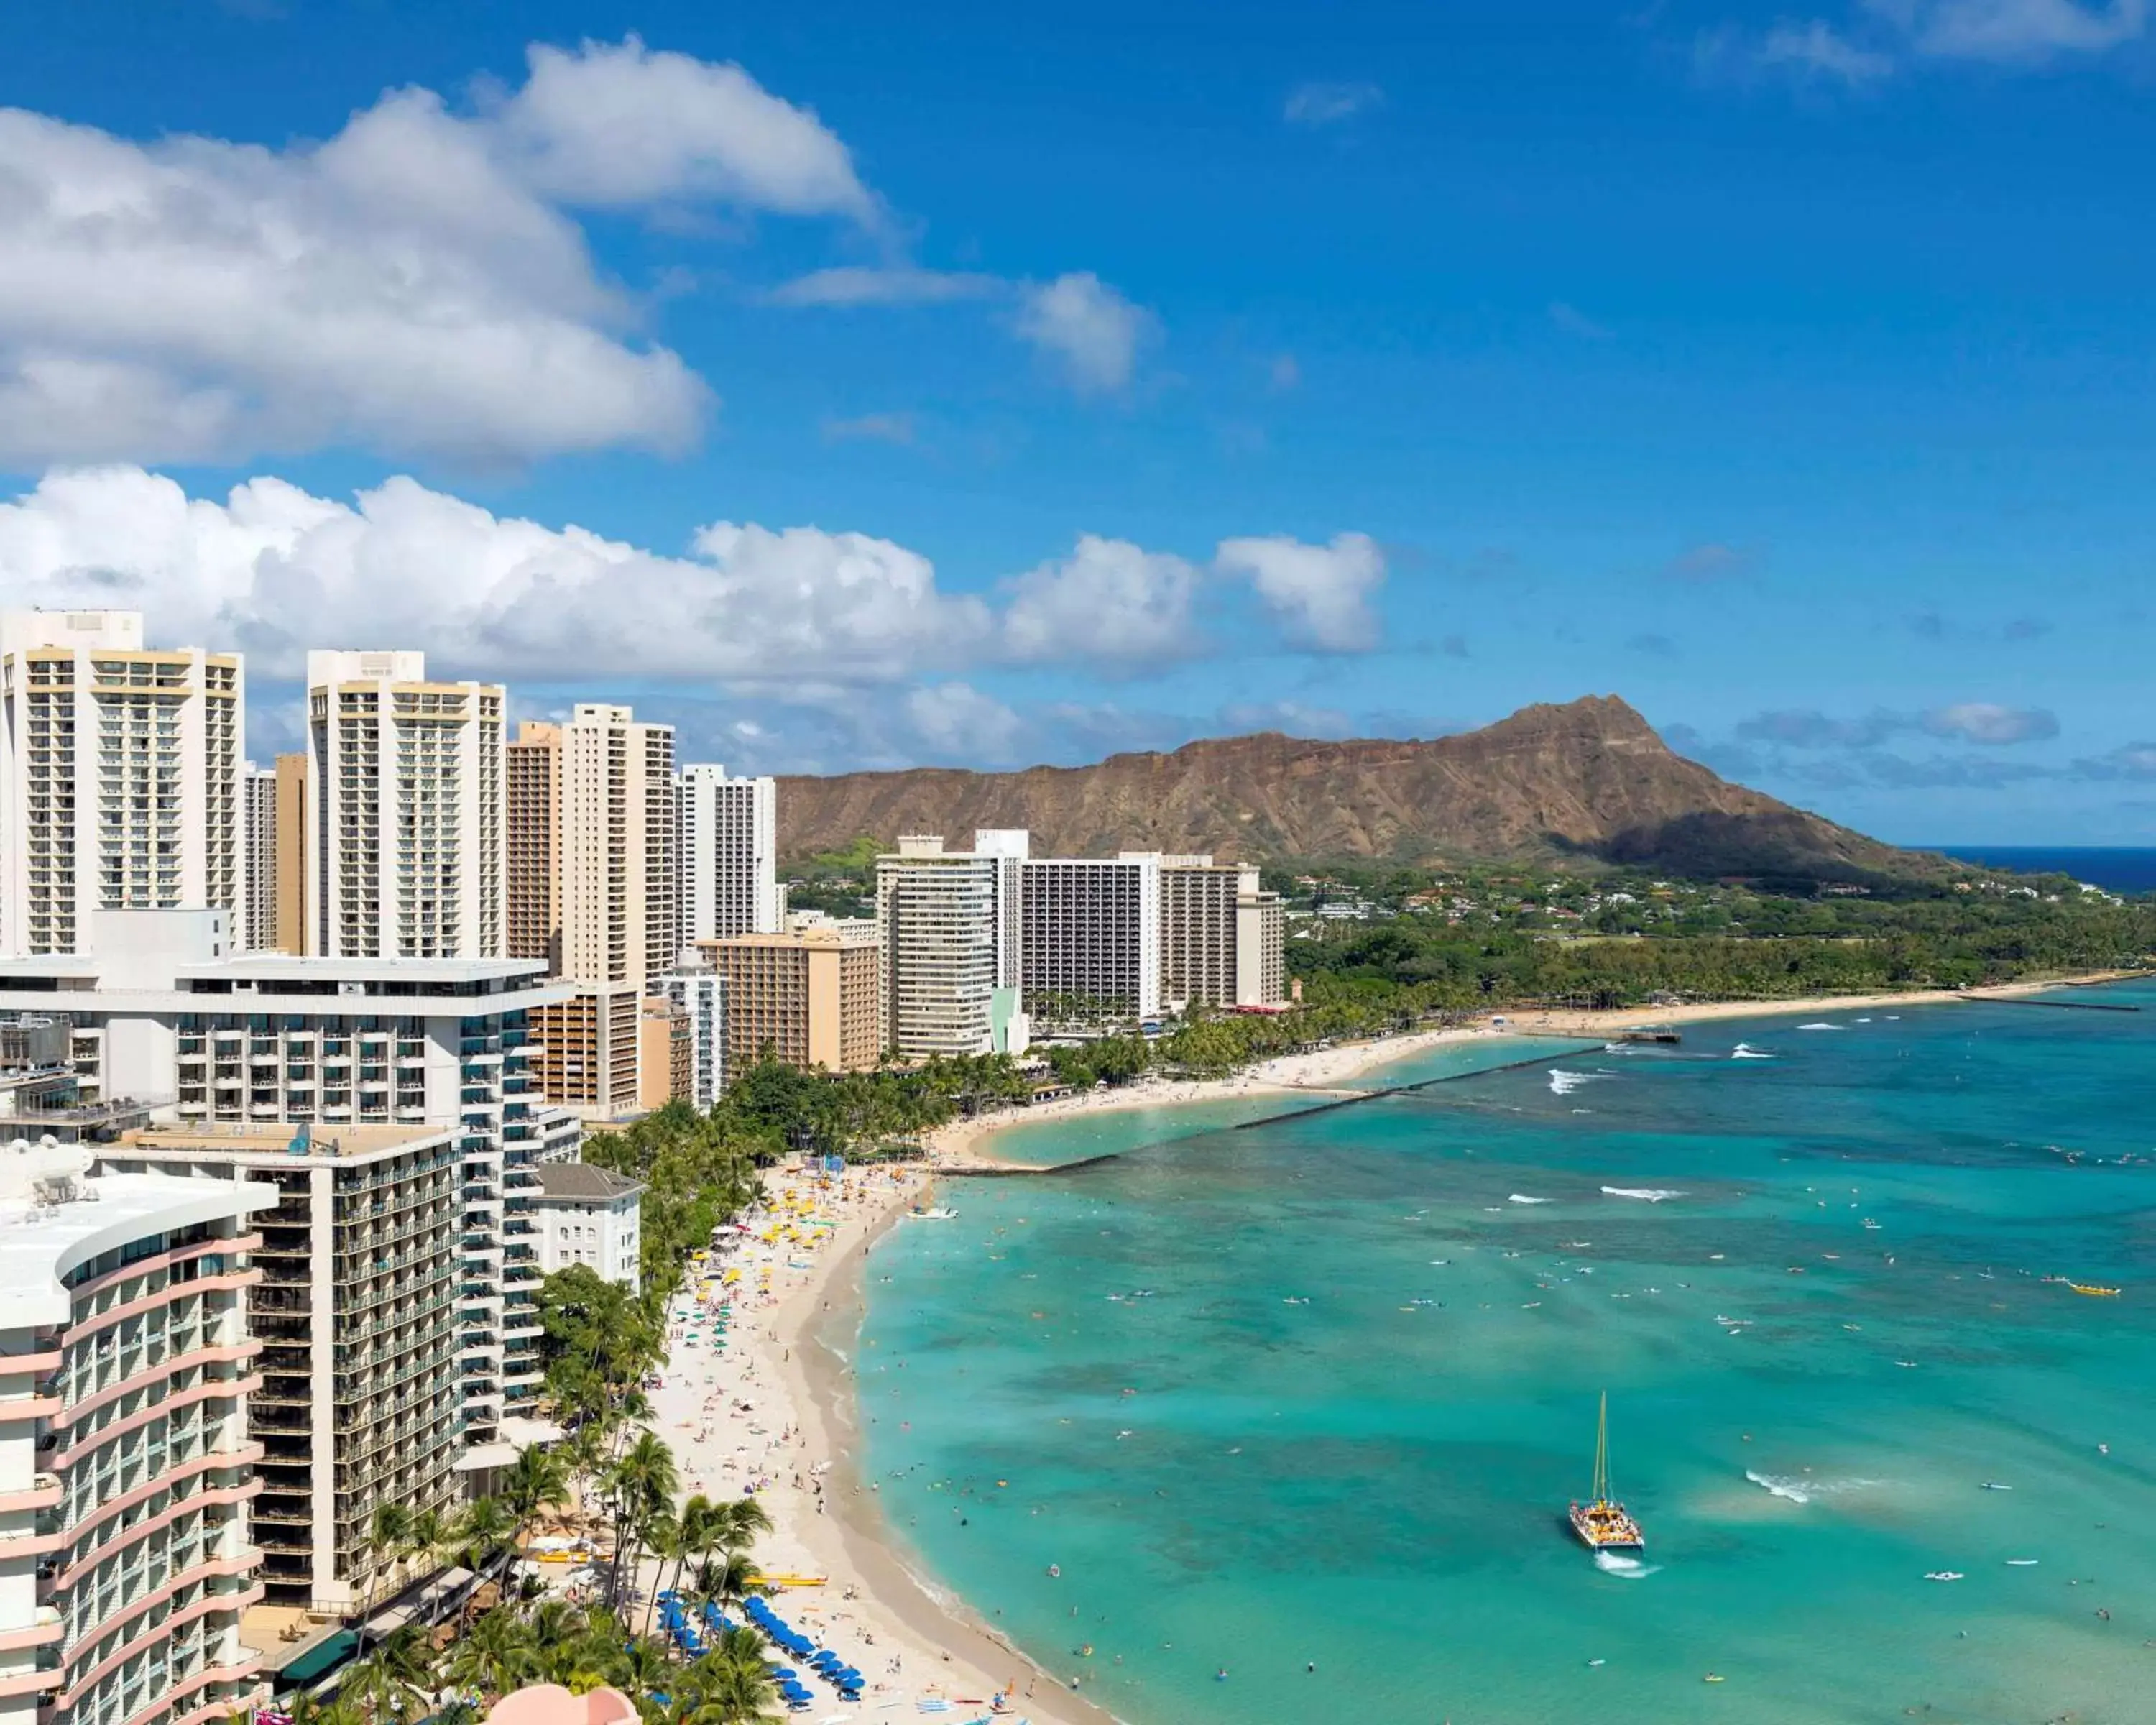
[1593,1391,1611,1503]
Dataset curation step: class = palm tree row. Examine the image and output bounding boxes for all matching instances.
[278,1594,781,1725]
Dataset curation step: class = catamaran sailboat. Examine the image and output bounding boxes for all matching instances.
[1570,1391,1646,1551]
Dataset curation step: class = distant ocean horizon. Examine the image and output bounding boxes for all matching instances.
[1928,845,2156,893]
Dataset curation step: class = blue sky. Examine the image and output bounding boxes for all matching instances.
[1,0,2152,844]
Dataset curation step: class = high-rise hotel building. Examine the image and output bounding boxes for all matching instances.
[535,707,675,1119]
[0,610,243,959]
[505,721,561,969]
[874,833,1027,1059]
[1019,854,1162,1028]
[99,1122,464,1616]
[1153,855,1286,1009]
[0,1144,276,1725]
[678,765,780,944]
[241,763,276,952]
[304,651,504,960]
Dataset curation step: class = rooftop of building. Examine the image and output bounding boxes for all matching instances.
[117,1121,453,1161]
[533,1162,644,1201]
[0,1154,277,1329]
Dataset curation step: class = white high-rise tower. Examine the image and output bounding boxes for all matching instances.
[0,610,244,957]
[304,650,506,958]
[678,763,780,943]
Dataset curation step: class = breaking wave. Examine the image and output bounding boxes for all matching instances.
[1731,1042,1775,1060]
[1601,1185,1684,1202]
[1745,1469,1886,1505]
[1508,1193,1553,1205]
[1797,1021,1843,1031]
[1549,1070,1611,1096]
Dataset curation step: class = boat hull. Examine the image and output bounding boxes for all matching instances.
[1570,1501,1645,1551]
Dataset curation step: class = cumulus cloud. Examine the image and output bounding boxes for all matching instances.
[1284,81,1385,125]
[1014,273,1153,395]
[1874,0,2147,63]
[0,38,890,467]
[1000,536,1201,668]
[1214,532,1386,652]
[0,468,1384,704]
[1737,703,2058,748]
[492,37,874,216]
[0,466,1003,684]
[1702,0,2143,86]
[903,682,1027,761]
[1922,702,2059,745]
[1757,18,1898,80]
[2070,740,2156,781]
[763,267,1003,308]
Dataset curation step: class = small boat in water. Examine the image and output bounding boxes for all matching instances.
[1570,1392,1645,1552]
[2068,1282,2122,1297]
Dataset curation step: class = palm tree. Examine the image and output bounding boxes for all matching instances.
[680,1637,778,1724]
[355,1502,414,1659]
[453,1495,517,1596]
[502,1443,571,1537]
[604,1431,678,1613]
[687,1552,763,1616]
[637,1509,680,1638]
[442,1604,535,1701]
[708,1497,772,1558]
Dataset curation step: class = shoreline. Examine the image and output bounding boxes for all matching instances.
[928,971,2145,1168]
[644,967,2142,1724]
[648,1162,1121,1725]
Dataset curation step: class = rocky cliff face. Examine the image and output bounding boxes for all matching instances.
[776,695,1931,881]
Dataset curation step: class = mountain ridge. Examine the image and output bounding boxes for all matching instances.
[775,695,1937,883]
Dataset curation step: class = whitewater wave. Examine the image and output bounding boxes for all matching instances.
[1508,1193,1554,1205]
[1797,1021,1843,1031]
[1601,1185,1685,1202]
[1593,1551,1661,1579]
[1549,1070,1611,1096]
[1745,1469,1886,1505]
[1731,1042,1776,1060]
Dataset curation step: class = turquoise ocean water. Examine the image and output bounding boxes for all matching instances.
[854,993,2156,1723]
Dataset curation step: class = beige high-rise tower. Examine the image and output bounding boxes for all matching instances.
[536,704,676,1118]
[304,650,505,958]
[561,703,676,986]
[272,750,307,952]
[506,720,562,968]
[0,610,244,957]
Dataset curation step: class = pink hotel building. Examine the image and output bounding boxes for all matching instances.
[0,1144,275,1725]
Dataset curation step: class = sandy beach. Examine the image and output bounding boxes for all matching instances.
[645,1162,1120,1725]
[633,969,2139,1724]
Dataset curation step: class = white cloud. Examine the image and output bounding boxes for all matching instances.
[1000,535,1201,667]
[1922,702,2059,744]
[821,411,917,446]
[1213,531,1387,652]
[0,466,992,685]
[0,470,1385,710]
[494,37,874,216]
[1706,1,2142,84]
[1284,81,1385,125]
[903,682,1027,761]
[1759,19,1898,80]
[0,40,875,467]
[1869,0,2146,60]
[763,266,1003,308]
[1013,272,1153,395]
